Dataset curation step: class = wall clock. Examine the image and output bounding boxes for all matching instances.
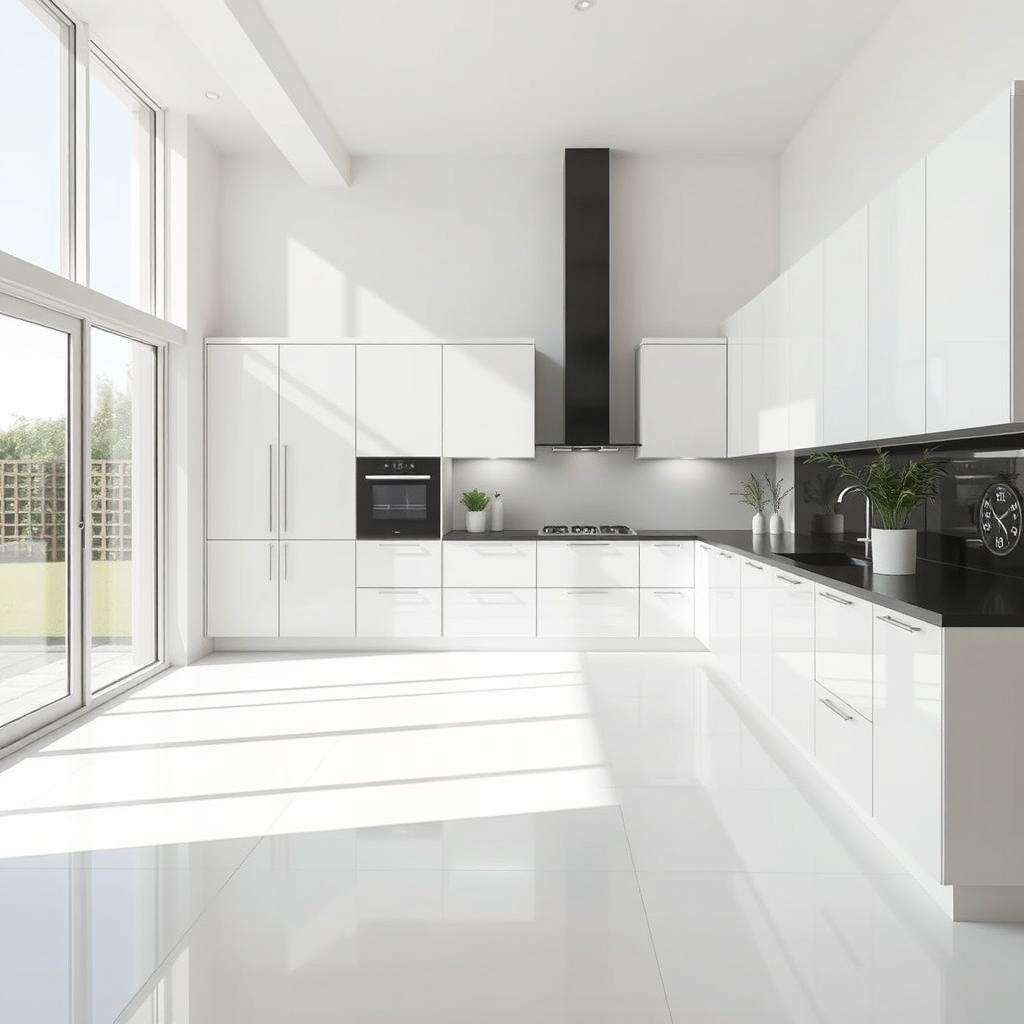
[979,482,1023,556]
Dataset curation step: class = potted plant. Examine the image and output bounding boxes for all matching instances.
[802,467,845,535]
[807,449,946,575]
[765,473,794,535]
[731,473,768,534]
[460,489,490,533]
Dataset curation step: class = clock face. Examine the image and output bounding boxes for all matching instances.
[979,482,1023,556]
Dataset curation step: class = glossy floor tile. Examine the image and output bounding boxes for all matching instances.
[1,651,1023,1022]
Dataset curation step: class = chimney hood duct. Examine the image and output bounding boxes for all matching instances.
[539,148,636,452]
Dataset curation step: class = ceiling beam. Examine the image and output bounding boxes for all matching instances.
[160,0,351,186]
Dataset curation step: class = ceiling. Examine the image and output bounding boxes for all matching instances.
[69,0,900,157]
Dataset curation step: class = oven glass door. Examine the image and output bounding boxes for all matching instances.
[370,481,428,522]
[357,459,441,538]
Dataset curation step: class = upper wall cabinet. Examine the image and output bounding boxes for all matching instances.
[357,344,442,457]
[442,342,535,458]
[869,161,927,441]
[926,93,1013,433]
[823,209,868,445]
[636,339,727,458]
[785,246,824,451]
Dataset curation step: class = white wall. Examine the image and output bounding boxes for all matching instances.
[779,0,1024,264]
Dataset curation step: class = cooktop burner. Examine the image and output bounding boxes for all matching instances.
[538,524,637,536]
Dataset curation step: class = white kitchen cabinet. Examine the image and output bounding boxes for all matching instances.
[443,541,536,588]
[785,246,824,451]
[206,541,279,637]
[279,345,356,540]
[725,314,743,458]
[759,279,789,454]
[442,343,534,458]
[708,547,741,589]
[639,541,694,588]
[537,542,639,588]
[709,586,741,682]
[537,588,639,639]
[873,609,943,879]
[868,161,927,441]
[823,209,868,445]
[815,683,872,815]
[639,589,695,638]
[926,92,1012,432]
[814,585,872,720]
[206,345,279,539]
[635,340,727,458]
[694,543,711,648]
[357,540,442,588]
[771,572,816,754]
[738,306,764,458]
[357,344,442,456]
[444,589,537,638]
[740,558,773,711]
[280,541,356,638]
[357,588,442,638]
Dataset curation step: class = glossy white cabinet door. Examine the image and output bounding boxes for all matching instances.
[279,345,356,540]
[357,588,442,638]
[785,246,824,451]
[356,344,442,456]
[636,342,727,458]
[814,585,873,721]
[708,586,741,683]
[868,161,926,441]
[759,279,789,454]
[873,610,943,879]
[708,547,741,589]
[442,343,534,458]
[537,542,640,588]
[694,543,711,647]
[771,573,816,754]
[639,541,694,588]
[639,589,695,638]
[279,541,356,638]
[443,541,536,588]
[740,566,773,711]
[926,92,1012,432]
[206,541,278,637]
[537,589,639,639]
[206,345,279,539]
[444,588,537,638]
[815,683,872,815]
[739,308,764,459]
[823,209,869,445]
[357,540,442,588]
[725,319,742,458]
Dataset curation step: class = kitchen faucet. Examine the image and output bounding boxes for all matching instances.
[838,485,872,558]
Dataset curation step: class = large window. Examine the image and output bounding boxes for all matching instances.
[0,0,72,274]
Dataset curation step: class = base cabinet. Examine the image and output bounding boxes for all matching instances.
[708,587,741,682]
[740,560,773,711]
[280,542,355,638]
[444,589,536,638]
[639,589,695,638]
[206,541,279,638]
[770,573,816,754]
[815,683,872,815]
[357,588,442,638]
[537,589,639,639]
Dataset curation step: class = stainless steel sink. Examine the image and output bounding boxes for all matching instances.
[777,552,871,569]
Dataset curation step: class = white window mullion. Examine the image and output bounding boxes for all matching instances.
[72,15,90,287]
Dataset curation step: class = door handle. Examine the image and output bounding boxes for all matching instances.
[283,445,288,533]
[268,543,273,581]
[820,697,855,722]
[820,591,853,606]
[283,543,287,581]
[776,574,802,585]
[744,561,764,571]
[268,444,273,532]
[877,614,920,633]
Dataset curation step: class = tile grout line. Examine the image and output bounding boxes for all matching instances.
[617,801,676,1024]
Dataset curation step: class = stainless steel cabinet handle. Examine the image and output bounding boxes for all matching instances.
[364,474,431,481]
[653,590,684,597]
[379,588,418,595]
[268,543,273,580]
[268,444,273,532]
[283,543,288,581]
[820,591,853,606]
[283,445,288,533]
[744,561,764,571]
[568,589,608,595]
[820,697,854,722]
[653,543,683,548]
[777,574,802,585]
[569,542,611,547]
[877,614,920,633]
[718,551,734,559]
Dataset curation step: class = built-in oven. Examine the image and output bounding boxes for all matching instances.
[356,457,442,539]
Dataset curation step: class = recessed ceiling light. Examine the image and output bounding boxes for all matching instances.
[573,0,595,10]
[204,90,221,101]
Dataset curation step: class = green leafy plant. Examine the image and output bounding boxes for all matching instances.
[806,449,946,530]
[459,489,490,512]
[801,466,844,515]
[764,473,794,515]
[731,473,767,514]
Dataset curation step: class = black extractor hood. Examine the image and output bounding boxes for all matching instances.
[540,148,636,452]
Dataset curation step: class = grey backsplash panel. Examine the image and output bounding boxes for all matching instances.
[796,433,1024,578]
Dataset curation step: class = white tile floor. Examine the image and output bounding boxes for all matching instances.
[1,650,1023,1023]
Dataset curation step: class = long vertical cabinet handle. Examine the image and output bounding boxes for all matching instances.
[283,543,288,581]
[268,543,273,580]
[268,444,274,533]
[283,445,289,533]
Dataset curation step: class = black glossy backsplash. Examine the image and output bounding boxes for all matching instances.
[795,433,1024,578]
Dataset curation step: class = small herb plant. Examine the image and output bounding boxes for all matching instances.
[460,489,490,512]
[731,473,768,514]
[765,473,794,515]
[806,449,946,530]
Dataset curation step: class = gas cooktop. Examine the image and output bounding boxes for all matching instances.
[538,525,637,536]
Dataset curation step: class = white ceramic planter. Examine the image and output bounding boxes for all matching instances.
[465,509,488,534]
[769,513,784,535]
[872,528,917,575]
[751,512,766,535]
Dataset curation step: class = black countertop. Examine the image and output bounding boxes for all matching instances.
[442,528,1024,627]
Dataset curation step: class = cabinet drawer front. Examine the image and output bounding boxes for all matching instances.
[537,589,639,638]
[443,588,537,638]
[740,557,773,588]
[357,588,442,638]
[740,588,773,712]
[443,541,536,588]
[357,540,442,587]
[206,541,279,638]
[815,684,872,815]
[537,542,640,587]
[708,586,741,682]
[639,541,694,588]
[814,585,873,720]
[639,588,695,638]
[708,547,741,588]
